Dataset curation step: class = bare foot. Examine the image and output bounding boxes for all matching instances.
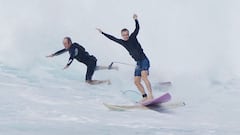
[148,94,154,100]
[86,80,111,85]
[141,97,148,102]
[109,66,119,71]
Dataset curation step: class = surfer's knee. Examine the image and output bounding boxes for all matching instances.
[134,78,141,86]
[141,75,149,82]
[134,80,140,86]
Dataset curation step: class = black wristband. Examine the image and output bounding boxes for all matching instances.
[142,93,147,98]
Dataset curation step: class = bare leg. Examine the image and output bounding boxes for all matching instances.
[134,76,147,101]
[86,80,111,85]
[141,70,153,99]
[95,66,118,71]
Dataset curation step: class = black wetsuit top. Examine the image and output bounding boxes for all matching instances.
[53,43,97,67]
[102,20,147,61]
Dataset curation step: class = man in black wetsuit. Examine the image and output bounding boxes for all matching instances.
[46,37,117,85]
[97,14,153,101]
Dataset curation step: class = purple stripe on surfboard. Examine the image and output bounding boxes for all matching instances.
[141,93,171,106]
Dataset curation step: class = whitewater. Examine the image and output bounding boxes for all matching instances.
[0,0,240,135]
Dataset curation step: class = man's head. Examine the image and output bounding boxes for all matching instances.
[63,37,72,49]
[121,28,129,41]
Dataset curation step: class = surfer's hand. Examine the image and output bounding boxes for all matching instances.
[63,65,69,70]
[46,54,54,58]
[96,28,103,33]
[133,14,138,20]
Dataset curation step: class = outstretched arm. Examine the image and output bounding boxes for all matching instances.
[63,48,75,70]
[96,28,123,45]
[46,49,67,58]
[63,57,73,70]
[131,14,140,37]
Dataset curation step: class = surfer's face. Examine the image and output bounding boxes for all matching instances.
[121,30,129,41]
[63,38,71,49]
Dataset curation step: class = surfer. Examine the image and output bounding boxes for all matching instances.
[46,37,118,85]
[97,14,153,101]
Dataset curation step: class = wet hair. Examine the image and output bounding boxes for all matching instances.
[121,28,129,33]
[64,37,72,44]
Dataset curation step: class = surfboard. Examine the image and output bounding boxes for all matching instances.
[103,101,185,111]
[104,92,175,111]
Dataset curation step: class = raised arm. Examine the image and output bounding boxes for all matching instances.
[131,14,140,37]
[96,28,123,45]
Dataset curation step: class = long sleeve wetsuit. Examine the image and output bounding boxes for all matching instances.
[53,43,97,80]
[101,20,147,62]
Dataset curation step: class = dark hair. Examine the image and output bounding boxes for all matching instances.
[121,28,129,33]
[64,37,72,44]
